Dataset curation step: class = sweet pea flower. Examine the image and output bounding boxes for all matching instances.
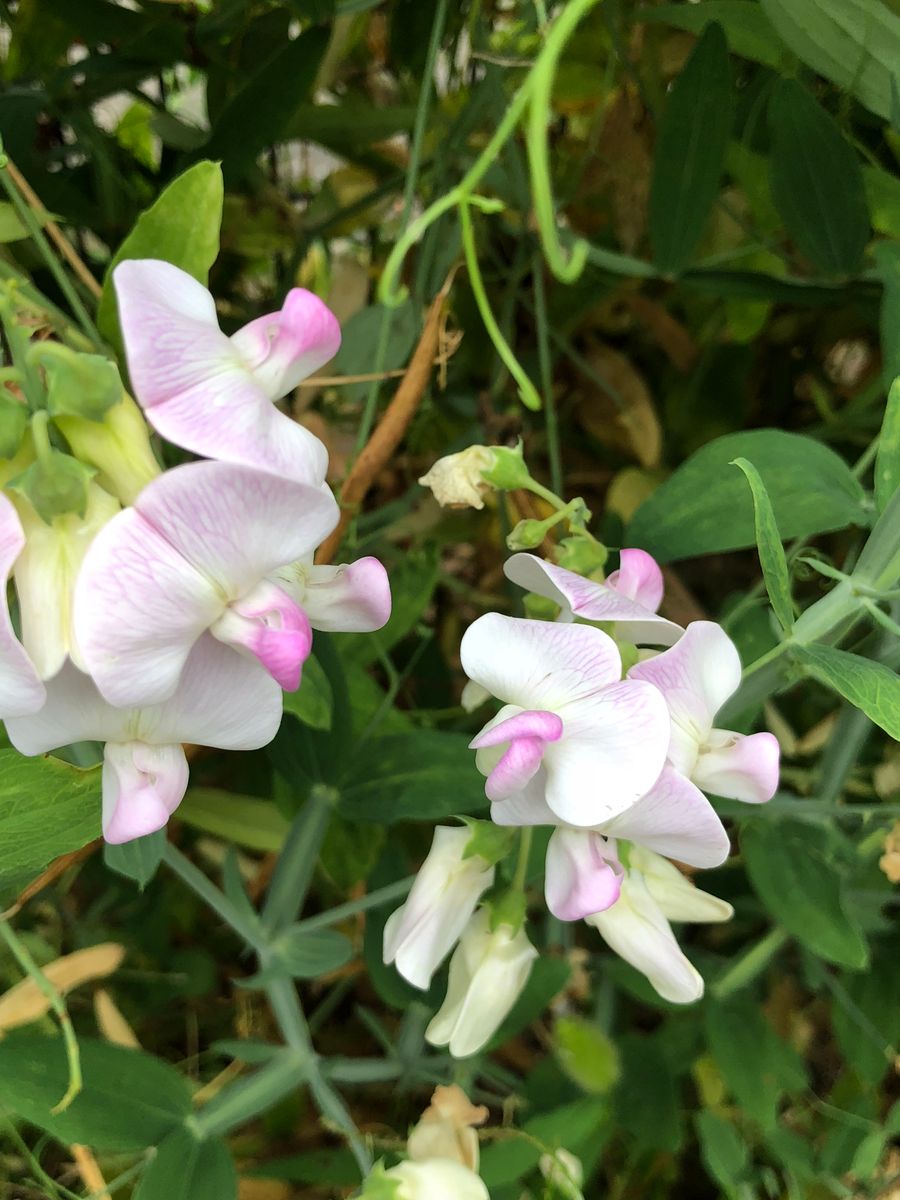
[425,909,538,1058]
[504,552,682,646]
[0,492,45,717]
[586,845,733,1004]
[629,621,780,803]
[490,765,730,922]
[358,1159,489,1200]
[114,259,340,485]
[74,460,341,707]
[12,480,120,681]
[462,614,670,826]
[406,1085,488,1173]
[5,636,282,844]
[383,826,495,990]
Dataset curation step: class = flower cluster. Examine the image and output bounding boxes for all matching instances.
[0,262,390,843]
[384,538,778,1053]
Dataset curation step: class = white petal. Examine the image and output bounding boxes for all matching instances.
[0,493,44,717]
[600,766,730,868]
[629,846,734,923]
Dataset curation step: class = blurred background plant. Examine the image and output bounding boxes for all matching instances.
[0,0,899,1198]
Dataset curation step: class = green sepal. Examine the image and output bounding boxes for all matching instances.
[31,343,122,422]
[507,517,551,550]
[523,592,559,621]
[487,887,526,934]
[9,450,95,522]
[555,535,607,577]
[461,818,516,868]
[0,391,28,459]
[615,640,640,675]
[355,1162,404,1199]
[481,440,531,491]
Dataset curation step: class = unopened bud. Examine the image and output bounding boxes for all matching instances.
[507,517,550,551]
[56,392,160,504]
[461,818,515,868]
[30,343,121,422]
[480,441,530,491]
[556,534,607,578]
[9,449,94,523]
[0,391,28,459]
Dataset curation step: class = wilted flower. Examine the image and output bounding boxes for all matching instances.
[586,845,733,1004]
[5,636,281,844]
[504,551,682,646]
[426,909,538,1057]
[114,258,340,485]
[406,1085,488,1172]
[419,446,496,509]
[383,826,495,990]
[0,492,45,717]
[462,613,670,826]
[629,621,780,803]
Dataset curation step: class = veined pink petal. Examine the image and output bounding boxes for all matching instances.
[504,553,682,646]
[211,579,312,691]
[600,766,730,868]
[544,678,670,826]
[0,493,44,717]
[102,741,188,844]
[470,709,563,802]
[692,729,780,804]
[629,620,742,768]
[545,828,623,921]
[114,259,329,484]
[274,556,392,633]
[230,288,341,398]
[605,548,664,613]
[461,613,623,711]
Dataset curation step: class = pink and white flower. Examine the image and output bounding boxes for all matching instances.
[5,636,282,844]
[271,555,392,634]
[629,621,780,804]
[0,492,45,717]
[462,613,671,827]
[73,460,341,707]
[504,551,682,646]
[586,845,733,1004]
[114,259,340,485]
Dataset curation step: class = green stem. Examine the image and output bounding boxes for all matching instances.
[459,200,542,410]
[0,158,100,347]
[0,293,43,410]
[512,828,533,895]
[191,1052,307,1140]
[532,252,562,494]
[162,843,264,951]
[261,784,335,937]
[710,927,790,999]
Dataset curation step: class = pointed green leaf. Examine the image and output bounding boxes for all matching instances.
[875,377,900,513]
[134,1128,237,1200]
[648,22,734,273]
[793,643,900,740]
[104,830,165,889]
[731,457,794,631]
[875,243,900,386]
[768,78,870,275]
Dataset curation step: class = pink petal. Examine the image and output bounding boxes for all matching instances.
[114,259,329,484]
[504,554,682,646]
[460,613,623,711]
[544,678,671,826]
[211,579,312,691]
[277,556,392,633]
[0,494,45,717]
[470,710,563,803]
[229,287,341,398]
[692,729,780,804]
[101,741,189,844]
[600,766,730,868]
[545,828,623,921]
[629,621,741,729]
[605,548,664,612]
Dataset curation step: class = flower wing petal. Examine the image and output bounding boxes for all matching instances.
[600,766,730,868]
[692,729,780,804]
[0,494,44,717]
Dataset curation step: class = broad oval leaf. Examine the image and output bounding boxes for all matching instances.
[768,78,870,275]
[648,22,734,274]
[134,1128,237,1200]
[0,1034,191,1150]
[741,821,869,969]
[626,430,867,561]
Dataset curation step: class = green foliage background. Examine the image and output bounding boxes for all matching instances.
[1,1,899,1197]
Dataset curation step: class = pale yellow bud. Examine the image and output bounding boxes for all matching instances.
[418,446,497,510]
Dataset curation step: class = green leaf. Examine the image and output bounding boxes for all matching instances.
[831,944,900,1084]
[553,1016,621,1095]
[704,996,807,1129]
[0,1034,191,1150]
[0,753,101,907]
[0,392,28,458]
[875,376,900,512]
[742,820,868,969]
[197,28,329,183]
[480,1097,608,1189]
[768,79,870,275]
[874,242,900,386]
[103,830,165,889]
[273,927,354,978]
[854,485,900,590]
[179,789,289,852]
[731,457,794,631]
[614,1035,682,1154]
[283,653,332,730]
[648,22,733,274]
[134,1128,237,1200]
[627,430,867,561]
[695,1110,751,1194]
[637,3,781,68]
[0,200,28,242]
[760,0,900,121]
[338,731,487,822]
[98,162,224,357]
[793,644,900,740]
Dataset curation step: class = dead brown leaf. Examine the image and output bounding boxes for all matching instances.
[576,343,662,468]
[0,943,125,1034]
